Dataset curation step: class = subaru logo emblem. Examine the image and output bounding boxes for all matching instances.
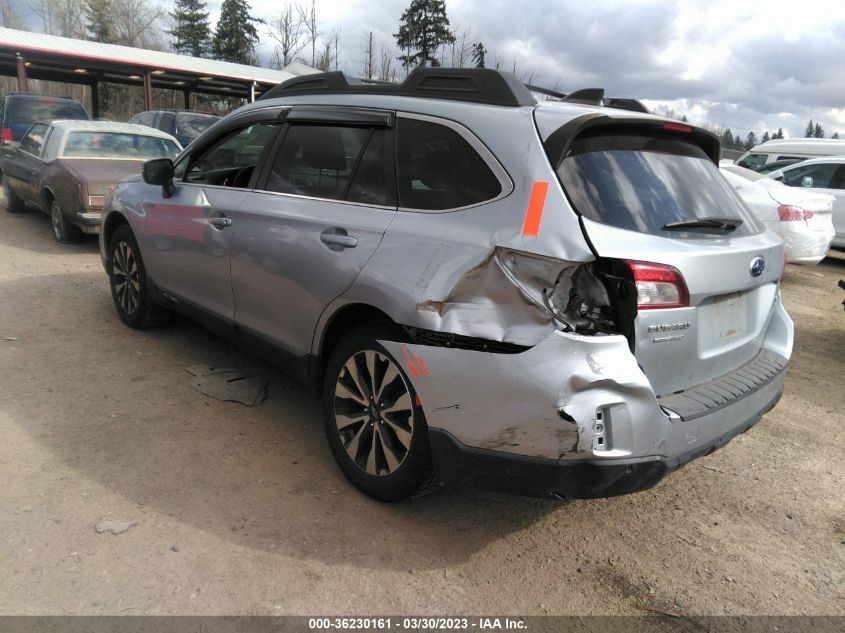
[750,256,765,277]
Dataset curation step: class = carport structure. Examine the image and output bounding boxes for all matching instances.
[0,27,317,118]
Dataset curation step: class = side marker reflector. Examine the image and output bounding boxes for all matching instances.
[521,180,549,237]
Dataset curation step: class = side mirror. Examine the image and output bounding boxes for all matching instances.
[801,175,814,188]
[143,158,175,198]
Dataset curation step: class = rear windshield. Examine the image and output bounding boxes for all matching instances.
[7,98,88,127]
[62,132,180,160]
[176,113,218,140]
[556,132,760,237]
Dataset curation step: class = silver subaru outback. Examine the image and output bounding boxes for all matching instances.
[99,69,793,502]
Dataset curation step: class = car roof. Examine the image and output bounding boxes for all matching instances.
[49,119,178,139]
[4,94,78,101]
[134,110,218,116]
[779,154,845,168]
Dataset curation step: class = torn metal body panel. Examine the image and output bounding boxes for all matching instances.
[381,331,668,462]
[379,293,790,497]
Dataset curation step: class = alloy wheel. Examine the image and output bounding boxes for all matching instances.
[333,350,415,476]
[112,241,140,315]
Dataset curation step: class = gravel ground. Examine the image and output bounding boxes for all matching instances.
[0,206,843,616]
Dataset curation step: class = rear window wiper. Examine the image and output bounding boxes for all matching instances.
[662,217,743,232]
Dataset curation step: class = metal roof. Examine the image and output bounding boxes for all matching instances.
[49,119,177,138]
[0,27,318,99]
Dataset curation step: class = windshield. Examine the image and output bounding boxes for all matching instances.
[176,113,218,140]
[62,132,181,160]
[6,98,89,140]
[556,132,760,237]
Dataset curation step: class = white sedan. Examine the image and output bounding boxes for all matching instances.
[765,155,845,248]
[721,165,835,264]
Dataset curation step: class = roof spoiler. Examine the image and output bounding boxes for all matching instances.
[543,113,721,166]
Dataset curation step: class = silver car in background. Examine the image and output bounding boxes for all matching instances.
[99,69,793,502]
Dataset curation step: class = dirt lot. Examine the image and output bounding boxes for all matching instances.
[0,206,843,616]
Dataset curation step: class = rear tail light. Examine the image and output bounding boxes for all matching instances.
[1,128,12,144]
[777,205,812,221]
[626,260,689,309]
[662,122,693,133]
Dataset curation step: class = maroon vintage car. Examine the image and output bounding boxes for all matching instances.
[1,119,181,242]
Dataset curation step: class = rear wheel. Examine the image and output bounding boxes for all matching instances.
[3,175,26,213]
[108,225,171,329]
[322,325,432,502]
[50,201,82,243]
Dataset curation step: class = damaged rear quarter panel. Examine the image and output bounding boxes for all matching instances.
[311,106,594,354]
[381,332,671,461]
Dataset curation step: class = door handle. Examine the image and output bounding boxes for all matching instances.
[208,215,232,229]
[320,228,358,250]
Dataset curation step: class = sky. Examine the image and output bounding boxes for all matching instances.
[14,0,845,140]
[231,0,845,140]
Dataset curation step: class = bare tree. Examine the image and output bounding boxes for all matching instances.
[28,0,85,37]
[449,24,472,68]
[315,39,332,71]
[266,3,305,69]
[332,27,340,71]
[113,0,165,49]
[0,0,23,28]
[379,43,396,82]
[362,31,374,79]
[297,0,318,67]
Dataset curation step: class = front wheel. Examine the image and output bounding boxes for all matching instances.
[322,325,432,502]
[108,225,171,329]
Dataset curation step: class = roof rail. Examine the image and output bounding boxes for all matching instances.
[258,68,538,107]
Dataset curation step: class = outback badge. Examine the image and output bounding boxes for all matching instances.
[750,256,766,278]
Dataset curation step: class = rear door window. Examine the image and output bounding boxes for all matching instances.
[8,98,87,126]
[556,132,760,237]
[781,162,838,188]
[20,123,48,156]
[396,117,502,210]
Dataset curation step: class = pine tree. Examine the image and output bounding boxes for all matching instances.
[761,131,770,143]
[813,122,824,138]
[471,41,486,68]
[85,0,113,43]
[168,0,211,58]
[833,132,840,139]
[733,133,742,149]
[211,0,260,65]
[395,0,455,70]
[775,127,784,139]
[720,128,733,148]
[744,131,757,150]
[804,119,814,138]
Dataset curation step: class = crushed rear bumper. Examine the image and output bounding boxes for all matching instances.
[380,300,792,498]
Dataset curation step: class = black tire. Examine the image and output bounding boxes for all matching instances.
[3,175,26,213]
[322,324,432,502]
[107,225,171,329]
[50,201,83,243]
